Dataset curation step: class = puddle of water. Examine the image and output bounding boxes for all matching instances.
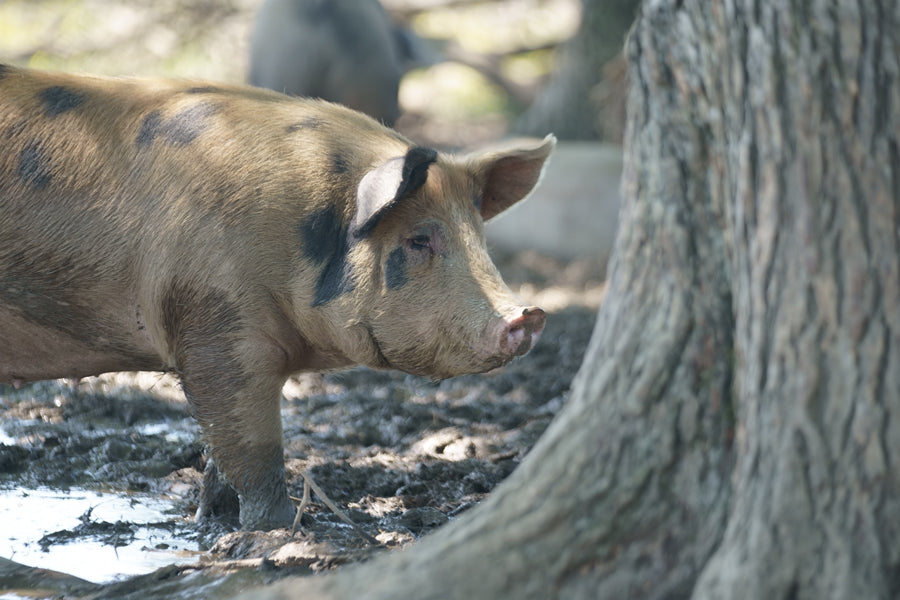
[0,487,200,584]
[135,420,199,443]
[0,418,198,446]
[0,424,16,446]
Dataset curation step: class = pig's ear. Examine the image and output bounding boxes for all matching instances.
[351,147,438,238]
[470,134,556,222]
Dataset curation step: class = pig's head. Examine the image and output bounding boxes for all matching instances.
[300,134,555,380]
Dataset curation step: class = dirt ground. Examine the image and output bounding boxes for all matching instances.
[0,249,605,597]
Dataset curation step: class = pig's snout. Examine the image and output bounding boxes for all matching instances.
[500,307,546,357]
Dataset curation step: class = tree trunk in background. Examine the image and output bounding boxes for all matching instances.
[513,0,639,141]
[244,0,900,598]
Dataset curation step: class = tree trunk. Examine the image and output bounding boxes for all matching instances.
[688,0,900,596]
[512,0,639,141]
[243,0,900,598]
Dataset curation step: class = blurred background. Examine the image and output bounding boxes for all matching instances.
[0,0,635,148]
[0,0,638,266]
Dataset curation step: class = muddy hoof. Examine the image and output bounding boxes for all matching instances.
[196,459,240,526]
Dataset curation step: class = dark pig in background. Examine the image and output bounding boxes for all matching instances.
[249,0,429,125]
[0,65,554,530]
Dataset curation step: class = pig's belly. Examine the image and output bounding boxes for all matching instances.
[0,306,162,382]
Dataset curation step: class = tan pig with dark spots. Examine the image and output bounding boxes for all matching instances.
[0,64,554,530]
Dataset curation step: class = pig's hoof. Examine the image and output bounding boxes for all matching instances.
[197,461,240,526]
[239,497,297,531]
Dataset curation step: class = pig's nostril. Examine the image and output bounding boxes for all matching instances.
[520,307,546,332]
[502,307,546,357]
[522,307,544,320]
[507,326,526,352]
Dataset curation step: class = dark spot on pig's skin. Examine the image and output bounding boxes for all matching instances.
[313,241,355,306]
[165,102,219,146]
[18,141,52,189]
[332,153,349,174]
[136,111,164,148]
[40,86,86,117]
[385,247,408,290]
[186,86,219,94]
[286,117,322,132]
[300,205,343,264]
[298,206,356,306]
[161,281,250,393]
[136,102,219,148]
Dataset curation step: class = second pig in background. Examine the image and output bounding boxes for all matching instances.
[249,0,428,125]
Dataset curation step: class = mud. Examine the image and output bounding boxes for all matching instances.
[0,250,604,597]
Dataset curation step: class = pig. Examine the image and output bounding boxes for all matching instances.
[0,64,554,530]
[249,0,426,125]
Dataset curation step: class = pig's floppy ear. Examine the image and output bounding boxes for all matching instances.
[470,134,556,222]
[351,146,438,238]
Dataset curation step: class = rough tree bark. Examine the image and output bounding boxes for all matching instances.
[244,0,899,598]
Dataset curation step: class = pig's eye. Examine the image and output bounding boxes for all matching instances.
[409,234,431,251]
[404,223,444,258]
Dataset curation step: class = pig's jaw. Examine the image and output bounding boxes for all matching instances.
[362,324,393,370]
[360,329,540,381]
[356,305,546,380]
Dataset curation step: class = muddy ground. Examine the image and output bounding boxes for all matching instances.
[0,249,605,598]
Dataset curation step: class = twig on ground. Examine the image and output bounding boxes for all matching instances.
[290,471,381,546]
[290,477,311,536]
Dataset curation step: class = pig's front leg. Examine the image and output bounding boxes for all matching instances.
[161,286,295,529]
[182,371,295,530]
